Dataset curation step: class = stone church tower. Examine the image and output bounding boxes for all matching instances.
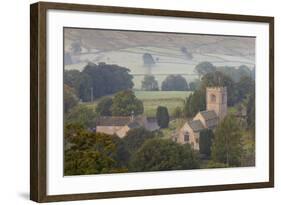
[206,87,227,121]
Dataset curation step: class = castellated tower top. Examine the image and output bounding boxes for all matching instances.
[206,86,227,121]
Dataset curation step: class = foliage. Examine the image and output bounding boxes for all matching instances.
[64,124,127,175]
[141,75,159,91]
[241,132,255,167]
[96,97,113,116]
[111,90,144,116]
[161,75,188,91]
[211,115,243,166]
[130,138,199,172]
[183,88,206,117]
[64,62,134,102]
[199,129,214,156]
[184,69,255,118]
[63,84,78,113]
[156,106,170,128]
[247,91,255,129]
[206,161,228,168]
[123,128,156,155]
[173,106,183,118]
[195,61,216,78]
[235,76,255,103]
[65,105,97,128]
[188,80,200,91]
[216,65,252,83]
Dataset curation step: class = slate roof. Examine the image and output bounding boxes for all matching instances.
[127,121,141,129]
[199,110,218,121]
[97,116,145,127]
[187,120,205,132]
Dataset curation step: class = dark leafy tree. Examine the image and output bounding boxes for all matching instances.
[111,90,144,116]
[96,97,113,116]
[156,106,170,128]
[141,75,159,91]
[123,128,156,155]
[247,92,255,129]
[199,129,214,156]
[64,124,127,175]
[211,115,243,166]
[64,63,134,102]
[195,61,216,79]
[65,105,97,128]
[188,80,200,91]
[173,106,183,118]
[63,84,78,113]
[161,75,188,91]
[183,89,206,117]
[129,138,199,172]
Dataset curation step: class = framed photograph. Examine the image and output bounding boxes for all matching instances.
[30,2,274,202]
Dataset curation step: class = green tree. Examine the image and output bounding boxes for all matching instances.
[199,129,214,156]
[183,89,206,117]
[64,124,127,175]
[247,92,255,129]
[195,61,216,79]
[63,84,78,113]
[141,75,159,91]
[123,128,156,155]
[211,115,243,166]
[156,106,170,128]
[173,106,183,118]
[65,105,97,128]
[64,63,134,102]
[111,90,144,116]
[130,138,199,172]
[96,97,113,116]
[161,75,188,91]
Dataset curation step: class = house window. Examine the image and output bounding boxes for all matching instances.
[210,94,216,103]
[195,138,199,143]
[184,133,189,142]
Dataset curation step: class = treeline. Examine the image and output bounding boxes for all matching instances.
[141,74,198,91]
[64,62,134,102]
[64,125,199,175]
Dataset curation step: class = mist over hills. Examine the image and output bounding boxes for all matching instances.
[64,28,255,89]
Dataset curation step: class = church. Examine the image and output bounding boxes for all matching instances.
[175,87,227,150]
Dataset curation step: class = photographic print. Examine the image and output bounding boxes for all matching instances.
[63,28,256,176]
[30,2,274,202]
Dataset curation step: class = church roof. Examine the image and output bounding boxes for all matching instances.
[187,120,205,132]
[199,110,218,120]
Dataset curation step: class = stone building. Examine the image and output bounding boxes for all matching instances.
[176,86,227,150]
[96,115,159,138]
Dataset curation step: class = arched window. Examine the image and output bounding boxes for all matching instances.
[210,94,216,103]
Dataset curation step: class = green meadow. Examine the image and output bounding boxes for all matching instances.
[82,91,192,118]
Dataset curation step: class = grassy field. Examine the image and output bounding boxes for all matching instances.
[81,91,192,118]
[135,91,192,117]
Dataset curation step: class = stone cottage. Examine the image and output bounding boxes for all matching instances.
[96,115,159,138]
[175,87,227,150]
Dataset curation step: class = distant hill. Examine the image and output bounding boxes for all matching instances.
[64,28,255,89]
